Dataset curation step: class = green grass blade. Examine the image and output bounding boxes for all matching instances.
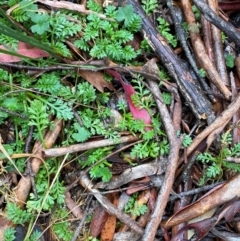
[0,24,60,58]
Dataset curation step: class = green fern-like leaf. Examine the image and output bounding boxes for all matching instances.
[121,45,139,61]
[142,0,158,15]
[87,0,103,13]
[52,42,71,57]
[47,98,73,120]
[114,30,133,43]
[6,202,31,224]
[34,72,62,94]
[126,15,142,32]
[74,38,90,51]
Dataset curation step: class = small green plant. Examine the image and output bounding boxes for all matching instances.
[221,32,227,43]
[182,134,193,147]
[6,202,31,224]
[142,0,158,15]
[197,132,240,185]
[26,163,66,212]
[80,147,113,182]
[51,208,74,241]
[225,54,235,68]
[157,17,177,47]
[198,68,206,78]
[74,4,141,62]
[192,5,201,21]
[124,193,148,216]
[4,227,16,241]
[131,75,155,110]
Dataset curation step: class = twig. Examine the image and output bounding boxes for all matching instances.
[167,0,215,102]
[71,196,93,241]
[169,181,225,202]
[141,62,182,241]
[13,119,63,208]
[79,173,144,235]
[181,0,231,100]
[208,0,229,86]
[44,135,139,157]
[122,0,214,123]
[0,106,28,119]
[24,126,34,153]
[36,0,114,21]
[186,93,240,156]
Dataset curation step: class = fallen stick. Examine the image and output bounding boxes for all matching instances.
[140,60,182,241]
[44,135,139,157]
[208,0,229,86]
[181,0,231,99]
[192,0,240,49]
[161,173,240,228]
[186,93,240,156]
[13,119,63,208]
[79,173,144,235]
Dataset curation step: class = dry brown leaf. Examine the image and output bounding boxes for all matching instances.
[161,174,240,228]
[101,193,118,241]
[78,70,114,92]
[90,206,109,237]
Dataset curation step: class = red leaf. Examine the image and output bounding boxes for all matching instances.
[0,42,49,62]
[106,69,152,129]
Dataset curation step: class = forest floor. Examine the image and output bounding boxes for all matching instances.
[0,0,240,241]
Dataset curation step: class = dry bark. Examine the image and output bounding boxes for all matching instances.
[181,0,231,99]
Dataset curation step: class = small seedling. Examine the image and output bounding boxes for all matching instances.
[197,132,240,185]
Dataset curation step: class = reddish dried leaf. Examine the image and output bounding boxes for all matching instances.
[0,42,49,62]
[171,217,217,241]
[217,199,240,222]
[78,70,115,92]
[106,69,152,128]
[90,206,109,237]
[100,193,118,241]
[149,188,157,211]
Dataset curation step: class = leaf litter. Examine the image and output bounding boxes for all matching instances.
[0,0,240,241]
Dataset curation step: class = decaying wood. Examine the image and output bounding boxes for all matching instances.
[192,0,240,49]
[181,0,231,99]
[98,159,167,189]
[121,0,215,123]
